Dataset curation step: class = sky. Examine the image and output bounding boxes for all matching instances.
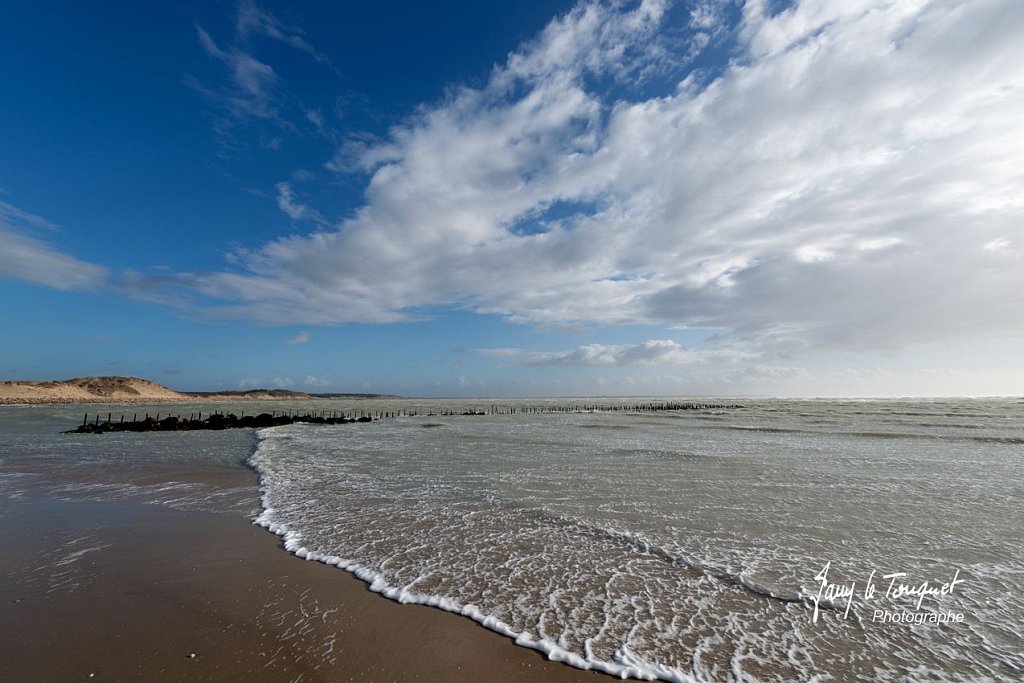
[1,0,1022,397]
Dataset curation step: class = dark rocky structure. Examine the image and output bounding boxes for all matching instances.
[64,401,741,434]
[66,410,374,434]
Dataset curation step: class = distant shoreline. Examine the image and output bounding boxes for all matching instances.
[0,376,400,405]
[0,396,398,405]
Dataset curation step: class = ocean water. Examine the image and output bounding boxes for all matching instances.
[0,403,260,515]
[2,399,1022,681]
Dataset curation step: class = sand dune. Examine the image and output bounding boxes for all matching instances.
[0,376,312,404]
[0,376,397,404]
[0,376,188,404]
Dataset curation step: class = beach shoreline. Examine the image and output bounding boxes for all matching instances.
[0,472,607,682]
[0,376,398,405]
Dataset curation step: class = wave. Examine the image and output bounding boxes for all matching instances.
[243,415,1016,682]
[537,513,823,611]
[720,423,1023,444]
[726,425,805,434]
[247,427,821,678]
[608,447,707,460]
[245,429,829,682]
[247,430,698,682]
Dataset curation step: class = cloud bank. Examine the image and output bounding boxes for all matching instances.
[40,0,1000,371]
[480,339,751,366]
[0,201,108,291]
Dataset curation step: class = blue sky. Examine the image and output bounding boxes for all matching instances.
[2,0,1022,397]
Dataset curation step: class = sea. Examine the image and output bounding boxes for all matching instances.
[1,398,1021,682]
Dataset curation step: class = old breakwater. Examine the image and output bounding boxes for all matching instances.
[67,410,374,434]
[66,401,742,434]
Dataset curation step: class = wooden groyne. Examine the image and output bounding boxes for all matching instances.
[66,410,375,434]
[445,402,742,416]
[66,402,741,434]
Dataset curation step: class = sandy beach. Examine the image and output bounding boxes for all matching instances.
[0,472,604,682]
[0,377,395,405]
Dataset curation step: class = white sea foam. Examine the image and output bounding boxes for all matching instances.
[252,486,697,682]
[245,401,1024,682]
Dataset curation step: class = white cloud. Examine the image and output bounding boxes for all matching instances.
[304,108,332,139]
[481,339,752,366]
[303,374,329,387]
[275,182,323,222]
[235,0,330,64]
[193,2,329,127]
[286,330,312,344]
[0,200,57,231]
[982,237,1012,254]
[179,0,1023,360]
[689,1,725,31]
[270,376,295,388]
[195,26,278,121]
[0,201,108,290]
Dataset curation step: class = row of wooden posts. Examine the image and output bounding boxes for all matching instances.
[82,408,405,425]
[68,410,374,433]
[81,401,741,423]
[446,401,742,415]
[69,401,741,434]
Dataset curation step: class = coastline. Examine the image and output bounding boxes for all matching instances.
[0,376,398,405]
[0,398,302,405]
[0,395,374,406]
[0,447,606,682]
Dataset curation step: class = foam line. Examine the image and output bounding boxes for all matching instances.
[247,430,698,683]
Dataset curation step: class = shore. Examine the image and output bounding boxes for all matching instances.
[0,376,398,405]
[0,396,311,405]
[0,469,606,682]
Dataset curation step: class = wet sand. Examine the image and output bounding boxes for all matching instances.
[0,495,606,682]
